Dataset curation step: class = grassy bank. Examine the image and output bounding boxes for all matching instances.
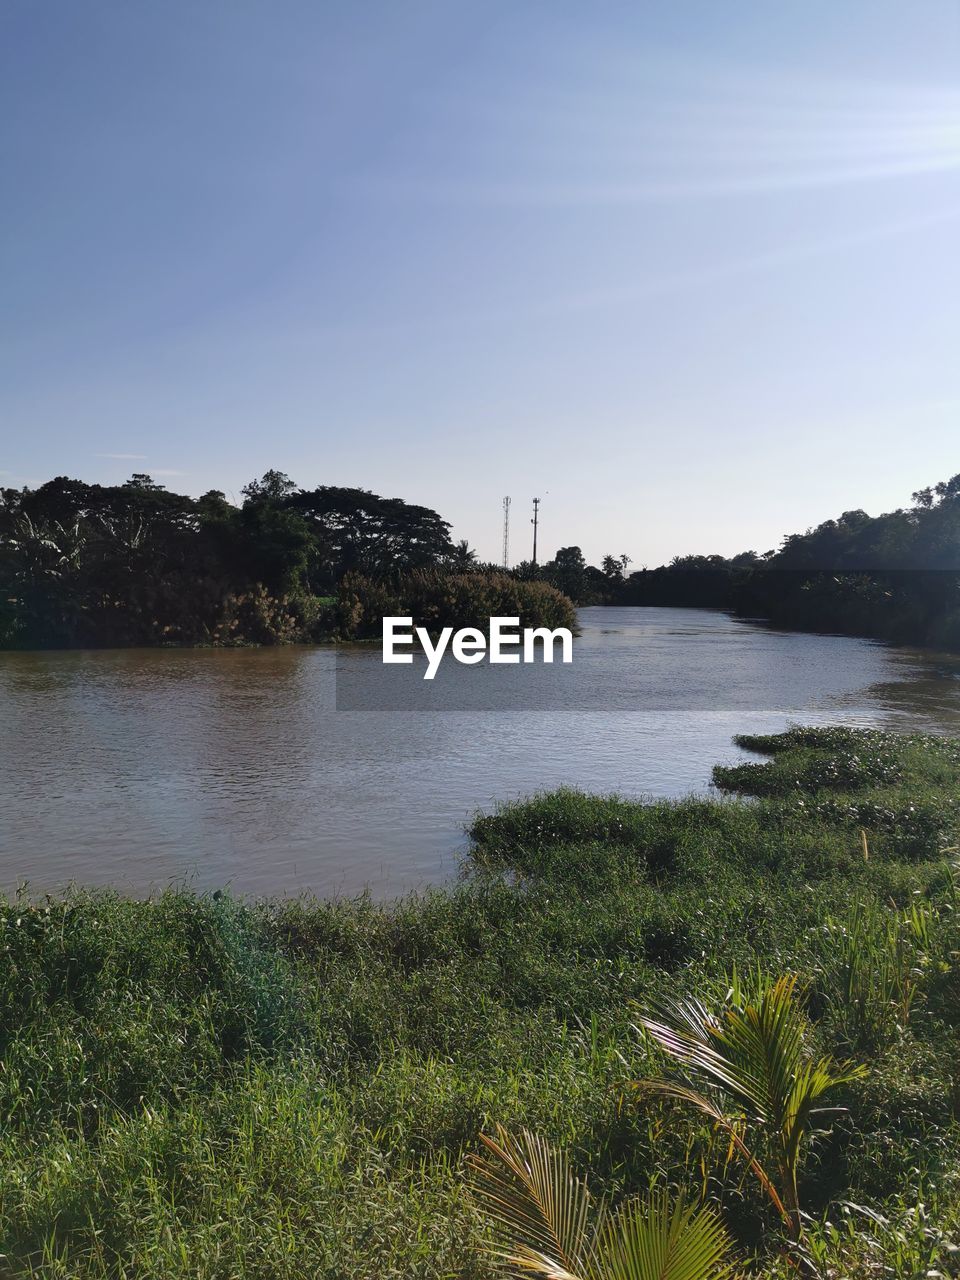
[1,727,959,1277]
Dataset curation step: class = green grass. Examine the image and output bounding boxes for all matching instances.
[1,727,959,1277]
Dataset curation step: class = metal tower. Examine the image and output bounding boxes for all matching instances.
[531,497,541,566]
[501,496,511,569]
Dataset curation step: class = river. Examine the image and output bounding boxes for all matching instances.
[1,607,958,898]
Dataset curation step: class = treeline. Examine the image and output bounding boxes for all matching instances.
[619,472,960,650]
[0,470,574,648]
[5,466,958,651]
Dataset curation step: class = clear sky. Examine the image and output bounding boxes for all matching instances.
[2,1,958,566]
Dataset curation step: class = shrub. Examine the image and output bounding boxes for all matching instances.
[335,570,577,640]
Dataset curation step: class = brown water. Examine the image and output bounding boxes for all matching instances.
[1,607,958,898]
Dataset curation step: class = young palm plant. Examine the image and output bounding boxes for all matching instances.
[632,973,865,1244]
[467,1124,740,1279]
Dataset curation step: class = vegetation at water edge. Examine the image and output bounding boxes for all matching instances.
[621,473,960,651]
[6,466,958,651]
[0,725,959,1276]
[0,472,574,648]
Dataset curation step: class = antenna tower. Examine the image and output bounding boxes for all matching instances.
[531,497,541,566]
[501,496,511,569]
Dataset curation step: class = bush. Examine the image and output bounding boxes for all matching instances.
[335,570,577,640]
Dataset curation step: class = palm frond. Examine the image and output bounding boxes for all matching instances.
[628,1080,788,1225]
[595,1190,739,1280]
[467,1125,601,1278]
[635,976,809,1126]
[468,1127,741,1280]
[633,972,865,1240]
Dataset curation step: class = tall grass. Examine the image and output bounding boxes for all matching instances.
[816,898,935,1051]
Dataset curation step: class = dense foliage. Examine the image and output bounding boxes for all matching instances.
[4,467,960,650]
[1,726,959,1276]
[0,472,575,649]
[336,569,577,640]
[621,473,960,650]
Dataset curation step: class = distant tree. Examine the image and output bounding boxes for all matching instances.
[123,473,164,491]
[935,473,960,503]
[669,554,730,570]
[241,470,297,504]
[236,503,314,595]
[287,486,453,582]
[546,546,587,602]
[601,553,631,582]
[447,539,478,572]
[197,490,231,515]
[512,559,541,581]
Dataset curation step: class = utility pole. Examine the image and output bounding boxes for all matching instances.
[501,496,511,569]
[531,497,541,566]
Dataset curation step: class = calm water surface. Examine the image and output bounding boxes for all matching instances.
[1,607,959,897]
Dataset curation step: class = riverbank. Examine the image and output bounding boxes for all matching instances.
[621,567,960,656]
[1,726,959,1277]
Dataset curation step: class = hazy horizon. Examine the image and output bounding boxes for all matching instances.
[2,1,958,566]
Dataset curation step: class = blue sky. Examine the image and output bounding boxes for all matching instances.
[2,1,958,565]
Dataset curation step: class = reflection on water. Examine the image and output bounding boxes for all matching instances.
[1,608,958,898]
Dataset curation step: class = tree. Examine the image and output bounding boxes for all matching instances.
[241,470,297,504]
[934,473,960,503]
[512,559,541,581]
[447,539,478,572]
[633,972,864,1245]
[546,545,588,601]
[286,486,453,581]
[601,553,631,582]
